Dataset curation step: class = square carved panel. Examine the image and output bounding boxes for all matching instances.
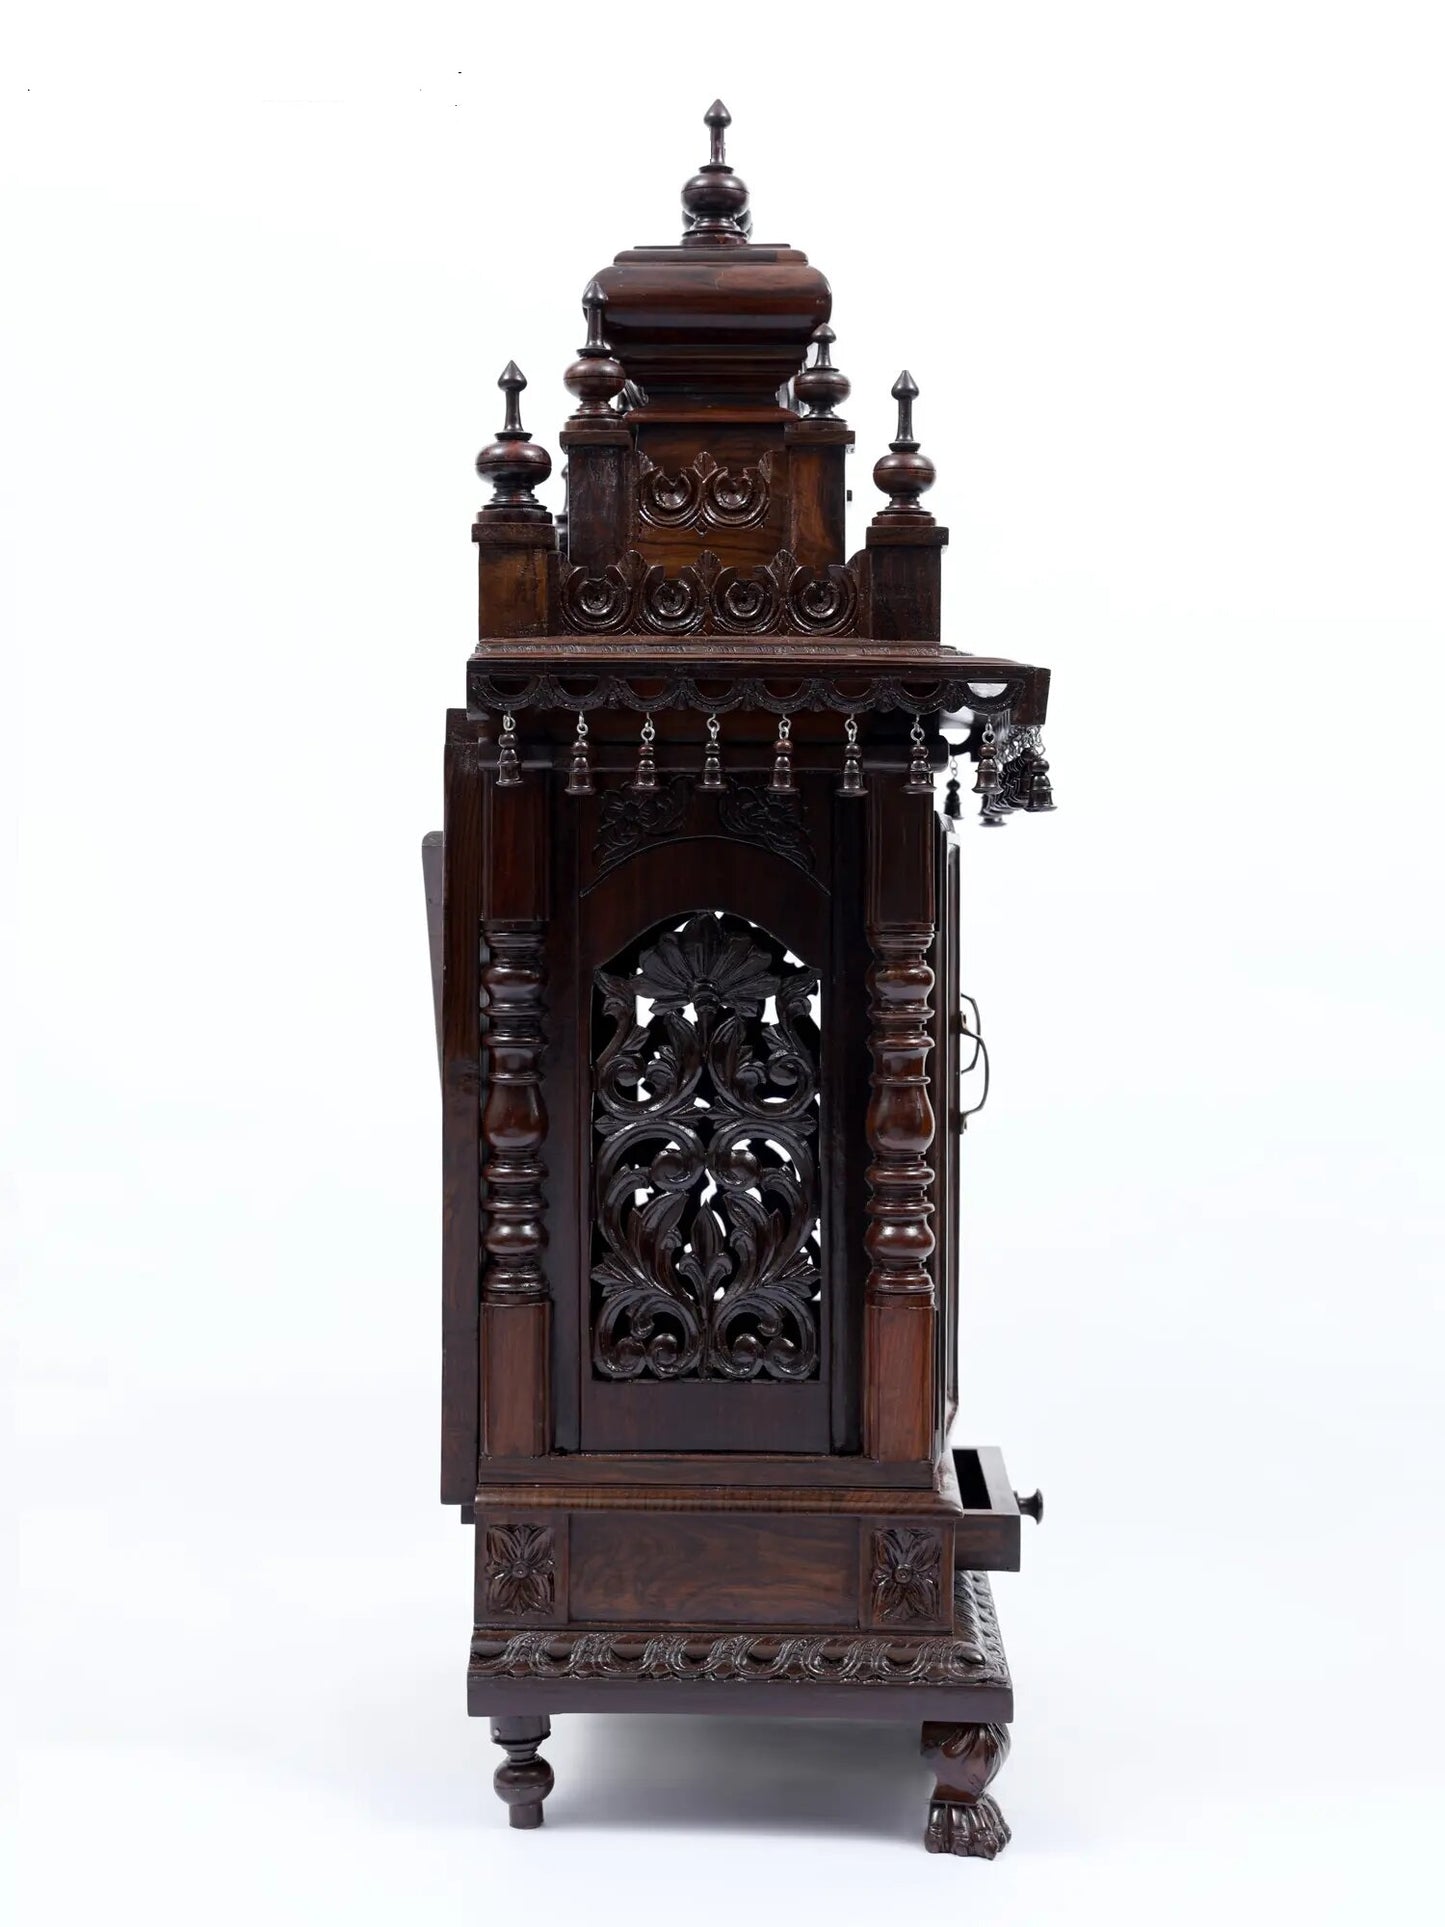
[482,1523,557,1618]
[868,1525,945,1626]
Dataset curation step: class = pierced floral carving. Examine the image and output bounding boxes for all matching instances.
[558,547,862,637]
[870,1527,944,1624]
[483,1524,556,1617]
[590,912,822,1383]
[637,449,774,532]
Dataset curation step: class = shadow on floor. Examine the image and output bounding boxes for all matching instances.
[554,1715,926,1842]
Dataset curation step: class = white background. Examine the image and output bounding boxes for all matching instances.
[6,3,1444,1921]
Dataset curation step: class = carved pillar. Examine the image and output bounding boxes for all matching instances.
[863,780,936,1462]
[479,770,551,1461]
[921,1721,1011,1858]
[479,926,550,1457]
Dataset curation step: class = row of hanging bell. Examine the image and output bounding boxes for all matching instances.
[503,712,1041,803]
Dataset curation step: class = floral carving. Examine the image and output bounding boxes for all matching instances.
[637,449,773,532]
[558,547,862,637]
[483,1524,555,1617]
[716,783,815,872]
[870,1526,944,1624]
[594,776,693,864]
[591,912,822,1382]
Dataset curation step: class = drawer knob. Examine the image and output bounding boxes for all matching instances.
[1015,1489,1044,1524]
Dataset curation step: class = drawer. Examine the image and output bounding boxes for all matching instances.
[949,1446,1030,1572]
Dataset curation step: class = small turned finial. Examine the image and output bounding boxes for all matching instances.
[794,324,851,421]
[476,361,552,522]
[891,370,919,449]
[564,280,626,421]
[706,98,730,163]
[681,98,750,245]
[871,369,936,524]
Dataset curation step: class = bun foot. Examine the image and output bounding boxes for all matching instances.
[490,1715,554,1830]
[921,1720,1011,1859]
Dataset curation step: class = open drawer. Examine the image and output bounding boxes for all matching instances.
[948,1446,1039,1572]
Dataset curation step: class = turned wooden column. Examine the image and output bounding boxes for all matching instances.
[479,771,551,1459]
[863,776,937,1462]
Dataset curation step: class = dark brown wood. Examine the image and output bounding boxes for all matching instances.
[490,1715,554,1829]
[440,98,1052,1852]
[921,1720,1012,1857]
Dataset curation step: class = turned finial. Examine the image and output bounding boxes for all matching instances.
[706,98,730,164]
[891,370,919,449]
[476,361,552,521]
[681,98,750,245]
[794,324,851,421]
[564,279,627,421]
[871,369,936,524]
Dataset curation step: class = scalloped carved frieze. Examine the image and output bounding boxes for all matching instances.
[559,547,862,638]
[636,449,774,533]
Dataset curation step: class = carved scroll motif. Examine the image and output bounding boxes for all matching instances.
[559,547,861,638]
[637,449,774,533]
[470,1571,1010,1688]
[592,778,816,878]
[590,912,822,1383]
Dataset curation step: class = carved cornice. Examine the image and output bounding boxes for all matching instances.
[467,669,1024,721]
[469,1570,1010,1689]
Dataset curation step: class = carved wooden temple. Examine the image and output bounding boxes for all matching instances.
[428,101,1053,1855]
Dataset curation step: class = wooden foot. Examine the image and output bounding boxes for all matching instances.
[921,1720,1011,1858]
[490,1715,554,1830]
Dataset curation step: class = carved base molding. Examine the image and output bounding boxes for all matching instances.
[469,1569,1008,1690]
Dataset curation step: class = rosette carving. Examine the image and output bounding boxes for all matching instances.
[557,548,863,637]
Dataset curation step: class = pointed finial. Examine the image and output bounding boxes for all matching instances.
[498,361,527,440]
[705,99,731,164]
[681,99,750,244]
[582,280,607,353]
[891,370,919,450]
[794,323,851,421]
[476,361,552,521]
[565,282,626,421]
[872,370,935,525]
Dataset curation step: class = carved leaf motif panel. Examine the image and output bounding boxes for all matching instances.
[590,911,823,1384]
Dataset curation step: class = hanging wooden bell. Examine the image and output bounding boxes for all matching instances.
[903,719,934,794]
[699,714,725,791]
[770,716,796,793]
[1026,741,1056,811]
[972,720,1000,797]
[496,712,522,787]
[565,714,594,796]
[630,715,658,792]
[944,751,962,821]
[837,716,866,797]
